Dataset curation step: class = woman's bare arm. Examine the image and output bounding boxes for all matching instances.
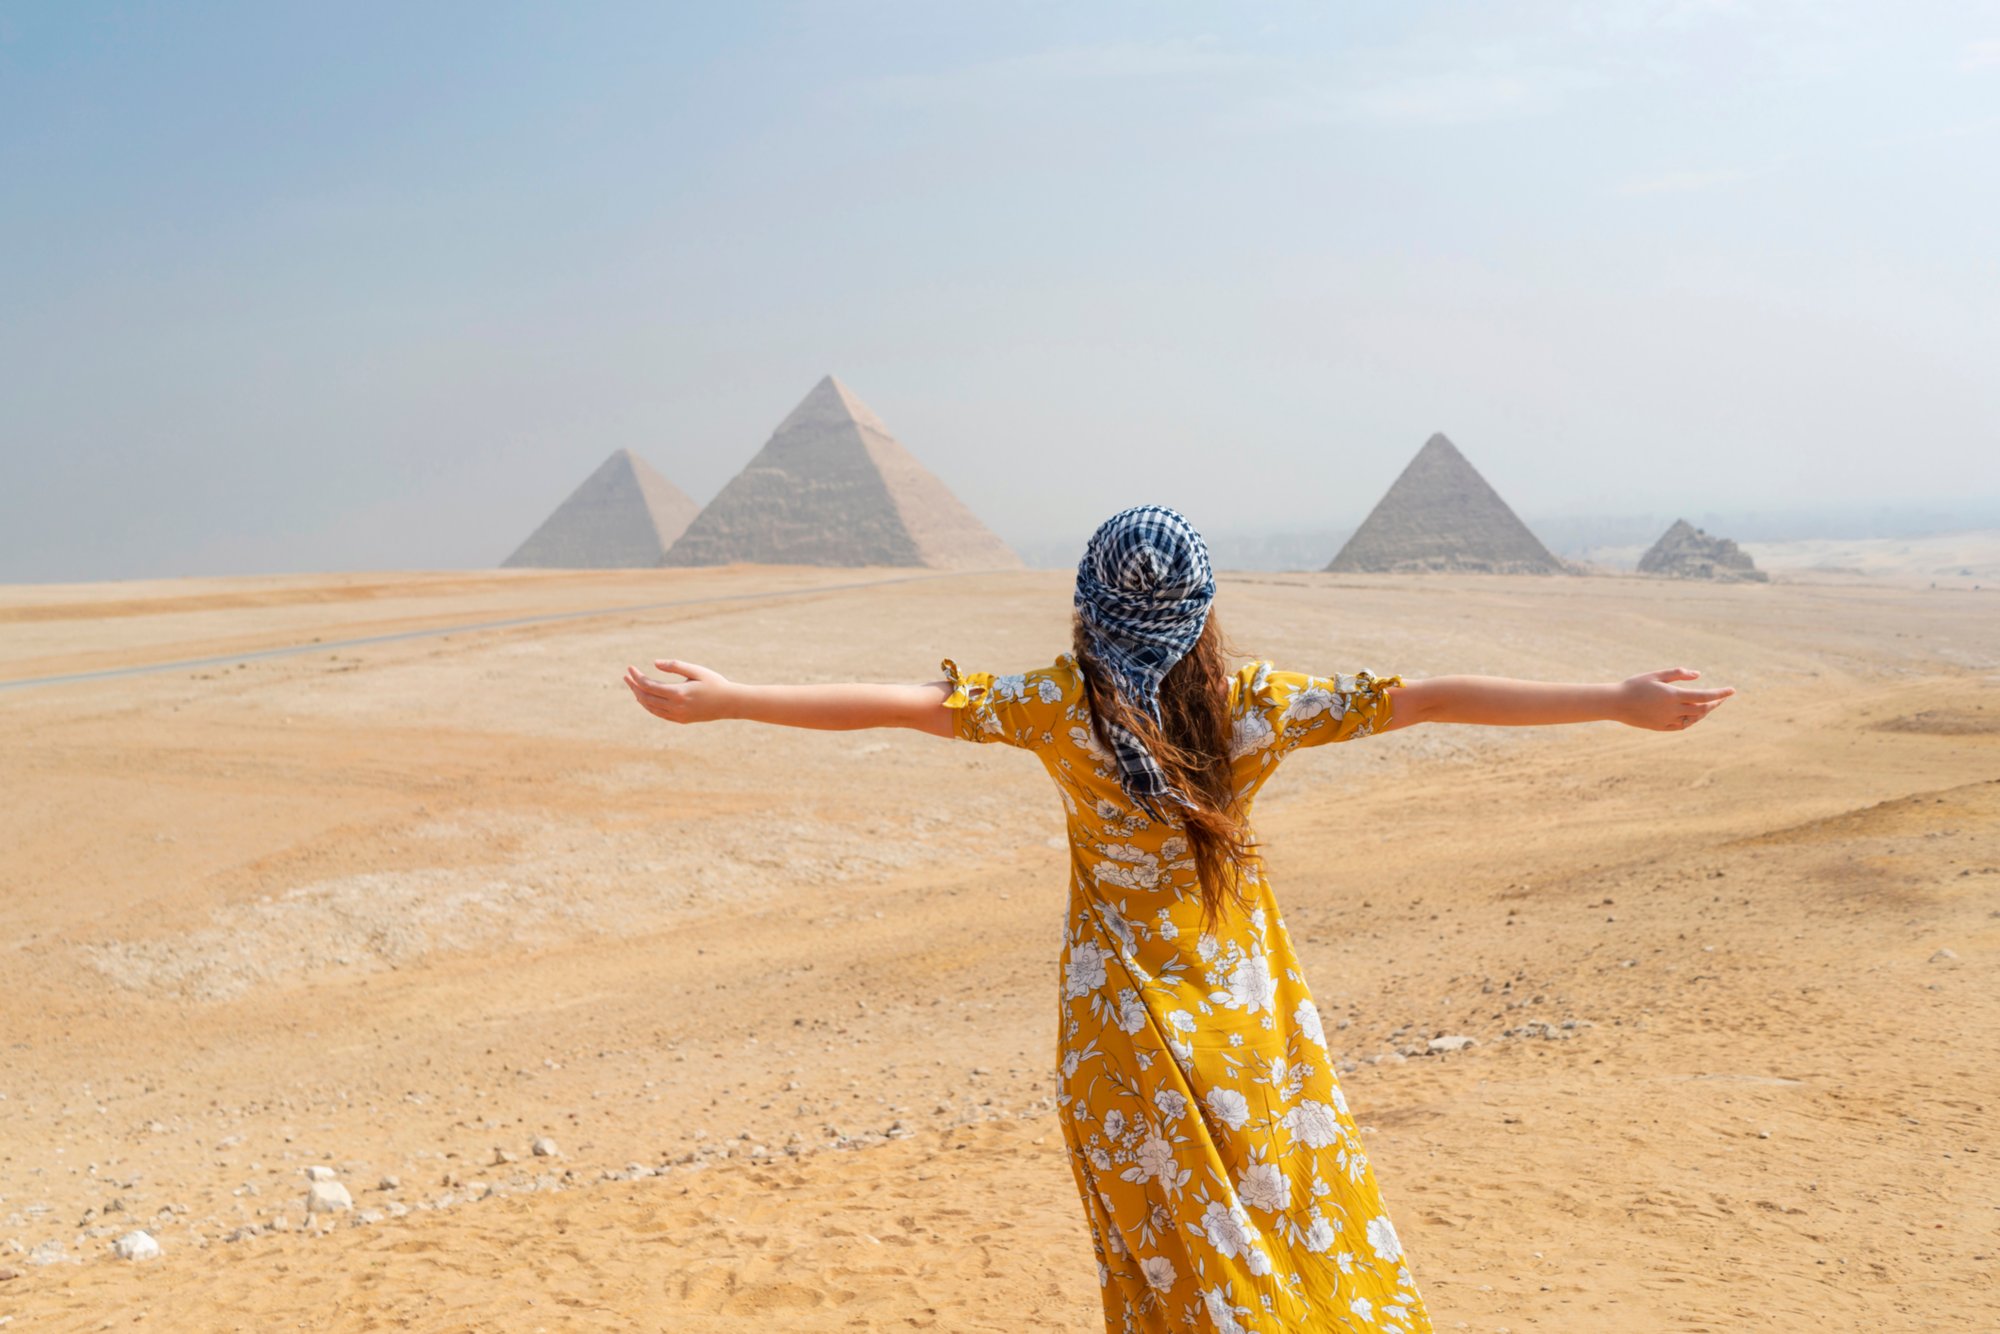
[1383,668,1734,733]
[624,660,957,737]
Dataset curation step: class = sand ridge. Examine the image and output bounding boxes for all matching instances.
[1,569,1995,1330]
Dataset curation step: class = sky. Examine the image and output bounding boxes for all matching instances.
[2,1,1996,581]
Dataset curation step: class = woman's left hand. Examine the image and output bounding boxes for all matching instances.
[1616,667,1735,731]
[624,659,737,725]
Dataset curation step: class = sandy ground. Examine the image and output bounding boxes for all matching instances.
[1,566,1995,1332]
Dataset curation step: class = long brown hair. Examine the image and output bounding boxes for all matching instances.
[1073,612,1260,924]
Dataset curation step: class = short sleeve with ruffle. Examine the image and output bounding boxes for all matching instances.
[939,657,1078,751]
[1236,662,1402,756]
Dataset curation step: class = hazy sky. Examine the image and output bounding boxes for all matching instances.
[3,2,1996,581]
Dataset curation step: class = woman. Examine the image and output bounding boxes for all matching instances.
[623,504,1732,1333]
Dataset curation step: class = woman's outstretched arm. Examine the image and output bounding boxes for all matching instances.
[624,660,957,737]
[1383,667,1734,733]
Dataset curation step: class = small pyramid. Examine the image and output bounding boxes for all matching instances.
[662,376,1021,569]
[1326,433,1560,574]
[503,450,699,568]
[1637,519,1768,582]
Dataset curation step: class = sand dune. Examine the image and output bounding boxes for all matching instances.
[1,569,1995,1331]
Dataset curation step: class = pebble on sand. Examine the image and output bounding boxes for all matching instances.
[305,1181,354,1214]
[1929,948,1958,963]
[531,1136,560,1158]
[1428,1035,1477,1054]
[304,1165,337,1182]
[113,1230,161,1261]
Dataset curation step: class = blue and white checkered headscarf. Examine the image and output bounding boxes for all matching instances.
[1074,505,1216,815]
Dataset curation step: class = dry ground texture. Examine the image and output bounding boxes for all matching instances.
[0,566,1995,1332]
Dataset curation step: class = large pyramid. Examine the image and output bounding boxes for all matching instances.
[503,449,699,568]
[662,376,1021,569]
[1326,433,1561,574]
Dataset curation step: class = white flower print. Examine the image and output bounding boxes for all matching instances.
[1168,1010,1197,1034]
[1350,1294,1374,1323]
[1160,835,1189,860]
[1237,1162,1290,1213]
[1196,934,1220,963]
[1068,725,1112,762]
[1062,1051,1081,1080]
[989,673,1029,701]
[1228,709,1275,759]
[1064,941,1109,999]
[1115,988,1148,1035]
[1102,1109,1127,1142]
[1281,1099,1345,1149]
[1367,1214,1404,1264]
[1094,846,1162,892]
[1089,1145,1112,1172]
[1268,1055,1288,1088]
[1153,1088,1188,1121]
[1203,1286,1251,1334]
[1035,676,1064,703]
[1304,1209,1338,1253]
[1283,679,1347,724]
[1140,1254,1177,1292]
[1245,1243,1273,1276]
[1328,1081,1349,1116]
[1221,952,1278,1015]
[1156,910,1178,942]
[1199,1198,1259,1261]
[1132,1135,1176,1184]
[1295,998,1327,1048]
[1097,1260,1110,1288]
[1205,1087,1251,1132]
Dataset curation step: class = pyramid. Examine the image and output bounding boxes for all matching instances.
[662,376,1021,569]
[1326,433,1561,574]
[1637,519,1768,582]
[503,449,699,568]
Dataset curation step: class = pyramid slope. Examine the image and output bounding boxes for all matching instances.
[503,450,700,569]
[1638,518,1767,582]
[1327,434,1560,574]
[662,376,1021,570]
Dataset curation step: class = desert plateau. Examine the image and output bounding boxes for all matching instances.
[1,566,1995,1332]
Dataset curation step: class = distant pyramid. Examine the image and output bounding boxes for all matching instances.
[1637,519,1768,582]
[662,375,1021,569]
[1326,433,1561,574]
[503,449,699,568]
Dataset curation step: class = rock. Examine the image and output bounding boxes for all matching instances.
[530,1137,559,1158]
[113,1230,161,1261]
[1379,1051,1407,1065]
[378,1175,400,1191]
[304,1165,336,1182]
[1427,1035,1477,1054]
[28,1240,67,1266]
[1930,948,1959,963]
[0,1265,20,1281]
[492,1148,517,1166]
[305,1181,354,1214]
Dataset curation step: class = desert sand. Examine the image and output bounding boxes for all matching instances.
[1,567,1995,1332]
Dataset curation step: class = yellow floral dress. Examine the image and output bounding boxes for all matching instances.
[942,654,1432,1334]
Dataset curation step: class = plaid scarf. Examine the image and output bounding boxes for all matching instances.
[1073,505,1216,816]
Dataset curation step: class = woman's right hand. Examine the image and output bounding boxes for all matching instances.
[624,659,736,725]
